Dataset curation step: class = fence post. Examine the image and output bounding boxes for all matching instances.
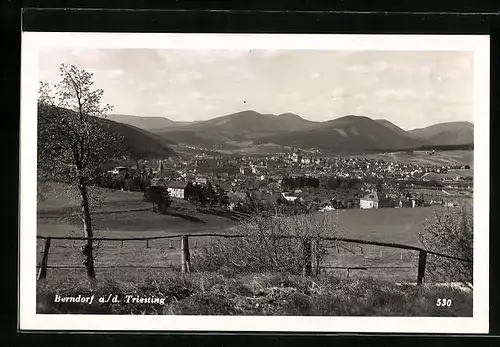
[302,239,312,277]
[37,237,51,281]
[181,235,191,273]
[314,240,320,276]
[417,250,427,285]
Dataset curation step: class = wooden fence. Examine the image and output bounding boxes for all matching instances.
[36,233,471,284]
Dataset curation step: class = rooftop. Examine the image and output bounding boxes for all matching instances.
[361,190,379,202]
[167,181,188,189]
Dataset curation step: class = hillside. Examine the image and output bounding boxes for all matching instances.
[98,119,178,159]
[180,110,317,136]
[106,114,192,132]
[409,122,473,146]
[106,110,472,154]
[375,119,421,140]
[257,115,425,153]
[38,106,177,160]
[155,130,221,147]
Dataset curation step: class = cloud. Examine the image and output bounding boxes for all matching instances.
[105,69,125,79]
[153,99,173,107]
[169,71,203,85]
[331,87,344,98]
[278,92,301,100]
[204,104,220,111]
[373,89,418,102]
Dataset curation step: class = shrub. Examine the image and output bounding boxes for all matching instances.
[193,211,342,275]
[417,205,473,287]
[166,292,236,315]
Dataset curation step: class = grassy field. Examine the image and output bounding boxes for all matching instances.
[38,182,147,212]
[36,272,472,316]
[35,183,472,316]
[37,196,443,284]
[36,181,470,285]
[354,150,473,167]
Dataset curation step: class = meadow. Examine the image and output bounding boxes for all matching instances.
[36,182,472,316]
[37,181,443,284]
[354,150,473,167]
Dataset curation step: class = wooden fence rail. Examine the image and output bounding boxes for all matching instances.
[36,233,472,284]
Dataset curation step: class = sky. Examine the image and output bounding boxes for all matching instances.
[38,48,473,130]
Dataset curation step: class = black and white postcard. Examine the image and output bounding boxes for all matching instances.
[20,33,490,333]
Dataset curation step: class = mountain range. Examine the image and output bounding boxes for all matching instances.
[108,110,473,154]
[409,121,474,146]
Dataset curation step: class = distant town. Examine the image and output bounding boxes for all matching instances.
[103,147,473,214]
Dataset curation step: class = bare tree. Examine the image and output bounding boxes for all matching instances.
[418,205,473,287]
[38,64,124,281]
[193,208,342,276]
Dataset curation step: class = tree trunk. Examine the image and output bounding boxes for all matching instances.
[78,182,96,280]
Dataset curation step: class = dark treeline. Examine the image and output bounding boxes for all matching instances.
[94,170,151,192]
[185,182,230,208]
[282,175,368,190]
[282,176,320,189]
[365,143,474,153]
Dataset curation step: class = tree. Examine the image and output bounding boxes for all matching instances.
[204,182,215,205]
[144,185,173,213]
[214,187,230,208]
[417,205,473,287]
[37,64,124,281]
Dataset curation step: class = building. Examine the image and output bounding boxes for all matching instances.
[281,192,298,202]
[290,150,302,164]
[109,166,128,175]
[195,177,208,185]
[360,190,379,209]
[153,160,164,175]
[240,166,252,175]
[167,181,188,199]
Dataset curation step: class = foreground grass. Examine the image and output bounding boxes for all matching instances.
[37,272,472,316]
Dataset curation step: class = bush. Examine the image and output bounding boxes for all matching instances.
[193,211,342,275]
[417,205,473,287]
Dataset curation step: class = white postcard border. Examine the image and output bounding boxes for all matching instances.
[20,32,490,333]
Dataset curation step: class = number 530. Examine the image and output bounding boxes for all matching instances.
[436,298,452,307]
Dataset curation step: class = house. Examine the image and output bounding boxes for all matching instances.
[240,166,252,175]
[281,192,298,202]
[290,150,302,163]
[153,161,164,175]
[167,181,188,199]
[109,166,128,175]
[319,205,336,212]
[251,165,267,174]
[195,177,208,185]
[360,190,379,209]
